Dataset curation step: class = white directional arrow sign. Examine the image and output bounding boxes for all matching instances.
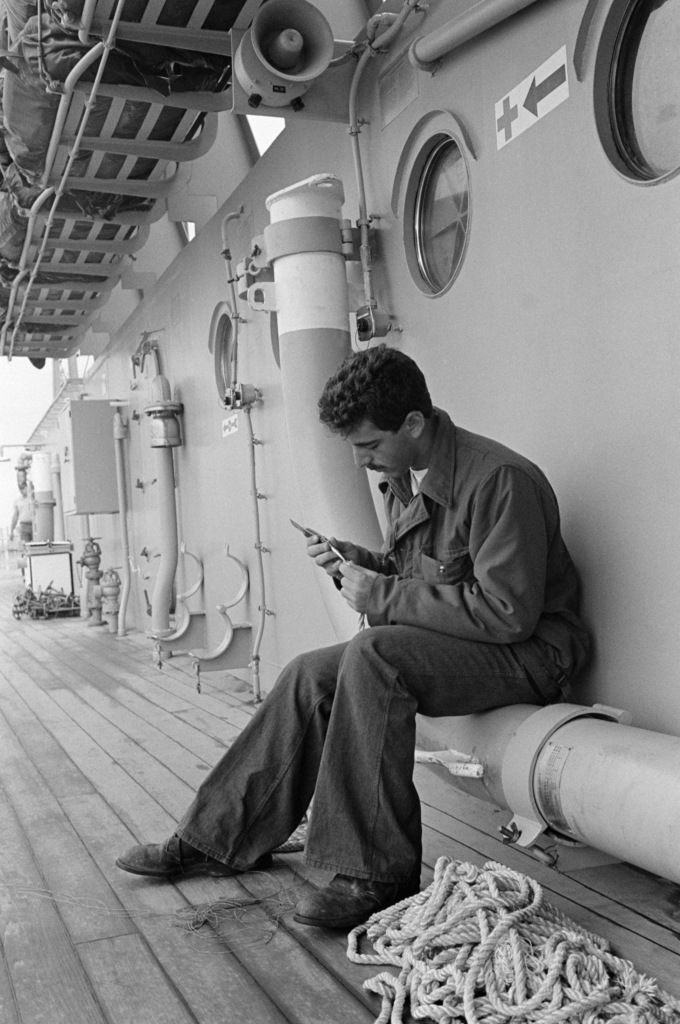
[495,46,569,150]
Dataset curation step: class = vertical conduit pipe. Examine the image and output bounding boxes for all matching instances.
[258,174,383,641]
[243,406,264,702]
[112,408,131,636]
[79,513,91,618]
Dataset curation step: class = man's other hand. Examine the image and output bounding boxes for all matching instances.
[337,561,378,613]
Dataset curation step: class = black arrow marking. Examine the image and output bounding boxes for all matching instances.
[523,64,567,117]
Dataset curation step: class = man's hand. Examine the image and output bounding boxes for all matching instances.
[306,535,361,577]
[337,561,379,613]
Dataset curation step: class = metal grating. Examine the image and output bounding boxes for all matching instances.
[1,0,262,361]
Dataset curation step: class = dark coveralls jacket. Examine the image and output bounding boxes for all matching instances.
[353,409,591,691]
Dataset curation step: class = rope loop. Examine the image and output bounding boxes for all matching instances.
[348,858,680,1024]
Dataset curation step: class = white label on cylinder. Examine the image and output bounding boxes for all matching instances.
[535,741,574,836]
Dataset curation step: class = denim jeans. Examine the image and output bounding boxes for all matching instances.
[176,625,562,883]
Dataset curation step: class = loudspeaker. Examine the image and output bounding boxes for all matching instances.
[234,0,334,110]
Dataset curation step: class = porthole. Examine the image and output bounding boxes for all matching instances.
[208,302,235,402]
[404,133,470,296]
[596,0,680,182]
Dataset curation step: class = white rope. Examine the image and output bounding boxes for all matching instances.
[347,857,680,1024]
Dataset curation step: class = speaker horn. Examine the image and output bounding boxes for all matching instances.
[234,0,335,110]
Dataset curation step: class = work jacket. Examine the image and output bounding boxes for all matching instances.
[355,409,591,684]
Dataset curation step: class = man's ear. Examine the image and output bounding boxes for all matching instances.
[404,411,425,438]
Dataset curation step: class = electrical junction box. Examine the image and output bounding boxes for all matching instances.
[61,400,119,515]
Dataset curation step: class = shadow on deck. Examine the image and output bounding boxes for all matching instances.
[0,561,679,1024]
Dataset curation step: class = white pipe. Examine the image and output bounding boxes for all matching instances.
[258,173,383,641]
[409,0,541,70]
[32,452,55,543]
[417,701,680,885]
[113,409,131,637]
[146,375,182,638]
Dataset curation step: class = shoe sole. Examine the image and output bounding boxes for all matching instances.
[115,852,273,878]
[292,881,420,929]
[114,858,235,878]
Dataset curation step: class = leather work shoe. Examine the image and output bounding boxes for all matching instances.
[293,872,420,929]
[115,835,272,878]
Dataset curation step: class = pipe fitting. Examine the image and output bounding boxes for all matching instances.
[101,567,121,634]
[144,399,183,448]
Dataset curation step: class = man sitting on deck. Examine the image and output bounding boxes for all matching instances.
[117,344,590,929]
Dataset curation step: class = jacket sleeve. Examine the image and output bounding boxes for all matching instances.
[365,466,552,643]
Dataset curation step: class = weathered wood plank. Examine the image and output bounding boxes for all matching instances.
[0,672,94,801]
[40,686,196,818]
[0,700,137,945]
[0,946,21,1024]
[0,660,177,840]
[171,871,377,1024]
[76,933,199,1024]
[62,792,291,1024]
[564,861,680,935]
[4,626,221,780]
[0,784,108,1024]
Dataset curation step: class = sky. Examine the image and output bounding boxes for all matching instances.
[0,359,54,542]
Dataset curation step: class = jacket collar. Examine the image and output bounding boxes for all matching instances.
[378,408,456,508]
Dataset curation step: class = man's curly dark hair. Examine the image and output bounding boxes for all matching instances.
[318,344,433,435]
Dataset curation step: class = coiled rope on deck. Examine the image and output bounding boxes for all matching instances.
[347,857,680,1024]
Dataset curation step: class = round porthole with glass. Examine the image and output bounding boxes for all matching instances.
[405,132,470,296]
[208,301,235,402]
[596,0,680,182]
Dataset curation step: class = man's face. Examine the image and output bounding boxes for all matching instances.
[345,418,419,477]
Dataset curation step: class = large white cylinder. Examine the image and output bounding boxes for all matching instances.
[261,173,383,641]
[417,702,680,885]
[32,451,55,543]
[535,718,680,882]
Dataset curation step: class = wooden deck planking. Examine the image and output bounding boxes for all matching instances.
[1,563,680,1022]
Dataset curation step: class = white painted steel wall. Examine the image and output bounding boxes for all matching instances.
[46,0,680,738]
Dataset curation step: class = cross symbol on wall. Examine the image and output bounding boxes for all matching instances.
[496,95,518,142]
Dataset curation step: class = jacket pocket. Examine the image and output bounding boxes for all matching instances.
[420,551,471,585]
